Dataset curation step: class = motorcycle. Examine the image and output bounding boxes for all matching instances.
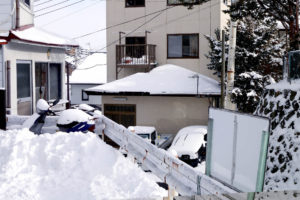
[25,99,100,134]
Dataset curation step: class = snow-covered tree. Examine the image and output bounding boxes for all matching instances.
[227,0,299,51]
[206,16,284,113]
[232,72,275,113]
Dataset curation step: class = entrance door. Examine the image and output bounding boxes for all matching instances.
[17,61,32,115]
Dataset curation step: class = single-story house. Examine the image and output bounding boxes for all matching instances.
[0,26,78,115]
[69,53,107,107]
[86,64,220,134]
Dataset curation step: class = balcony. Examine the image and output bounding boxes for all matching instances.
[116,44,157,70]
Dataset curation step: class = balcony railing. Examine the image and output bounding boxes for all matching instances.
[116,44,156,68]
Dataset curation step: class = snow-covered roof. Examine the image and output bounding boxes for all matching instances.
[86,64,220,96]
[0,32,9,37]
[267,79,300,90]
[0,39,7,44]
[10,27,78,47]
[69,53,107,84]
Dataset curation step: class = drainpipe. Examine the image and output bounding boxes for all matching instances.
[16,0,20,29]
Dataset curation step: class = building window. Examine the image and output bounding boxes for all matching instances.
[167,34,199,58]
[125,37,146,58]
[24,0,30,6]
[125,0,145,7]
[82,90,89,101]
[35,62,62,102]
[104,104,136,127]
[167,0,201,6]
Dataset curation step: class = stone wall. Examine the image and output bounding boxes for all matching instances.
[255,88,300,191]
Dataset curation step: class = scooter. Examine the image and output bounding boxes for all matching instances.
[26,99,99,134]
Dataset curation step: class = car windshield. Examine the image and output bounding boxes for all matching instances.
[137,133,150,139]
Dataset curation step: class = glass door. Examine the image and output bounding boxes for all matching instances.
[17,61,32,115]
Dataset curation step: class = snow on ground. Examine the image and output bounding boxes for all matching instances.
[86,64,220,95]
[0,129,167,200]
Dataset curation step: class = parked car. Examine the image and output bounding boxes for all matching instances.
[168,126,207,167]
[128,126,158,145]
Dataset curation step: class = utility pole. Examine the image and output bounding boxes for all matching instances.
[225,0,238,110]
[221,30,225,108]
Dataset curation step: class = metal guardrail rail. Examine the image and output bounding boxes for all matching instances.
[95,115,237,197]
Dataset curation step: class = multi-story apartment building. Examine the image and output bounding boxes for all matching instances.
[106,0,229,81]
[0,0,78,115]
[87,0,229,134]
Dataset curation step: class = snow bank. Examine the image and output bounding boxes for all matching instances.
[0,129,166,200]
[86,64,220,95]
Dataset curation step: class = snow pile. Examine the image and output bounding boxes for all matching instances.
[11,27,78,47]
[0,129,166,200]
[255,88,300,191]
[70,53,107,84]
[87,64,220,95]
[56,109,92,125]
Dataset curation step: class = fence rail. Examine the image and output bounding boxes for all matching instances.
[95,115,236,197]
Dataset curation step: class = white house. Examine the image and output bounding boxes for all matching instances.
[86,64,220,134]
[0,0,78,115]
[69,53,107,107]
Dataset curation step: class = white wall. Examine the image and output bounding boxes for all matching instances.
[102,95,211,134]
[3,41,66,114]
[18,0,34,27]
[106,0,229,82]
[70,84,102,106]
[0,0,15,32]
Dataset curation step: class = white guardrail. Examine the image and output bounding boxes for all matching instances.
[95,115,237,197]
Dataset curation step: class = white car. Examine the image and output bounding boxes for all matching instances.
[168,126,207,167]
[128,126,158,145]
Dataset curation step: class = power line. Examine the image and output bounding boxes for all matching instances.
[35,0,56,7]
[72,7,173,39]
[35,0,70,12]
[40,1,101,27]
[35,0,86,17]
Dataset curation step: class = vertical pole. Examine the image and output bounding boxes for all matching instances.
[6,61,11,112]
[0,89,6,130]
[221,30,226,108]
[256,131,269,192]
[231,115,238,185]
[66,63,70,109]
[205,118,214,176]
[225,21,237,110]
[296,0,299,50]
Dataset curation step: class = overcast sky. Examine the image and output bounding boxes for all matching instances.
[34,0,106,51]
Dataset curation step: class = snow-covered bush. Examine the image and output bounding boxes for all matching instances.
[232,71,275,113]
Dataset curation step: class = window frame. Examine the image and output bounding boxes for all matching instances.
[125,0,145,8]
[82,90,89,101]
[167,0,201,6]
[167,33,199,59]
[23,0,31,7]
[35,62,62,102]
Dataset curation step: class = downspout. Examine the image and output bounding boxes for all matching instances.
[16,0,20,29]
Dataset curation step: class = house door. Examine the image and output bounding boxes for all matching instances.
[104,104,136,127]
[17,61,32,115]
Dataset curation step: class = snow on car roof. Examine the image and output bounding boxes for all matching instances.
[128,126,156,134]
[69,53,107,84]
[10,26,78,47]
[169,125,207,156]
[86,64,220,96]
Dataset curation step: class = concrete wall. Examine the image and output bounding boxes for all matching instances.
[102,95,211,134]
[70,84,102,106]
[106,0,229,82]
[0,0,15,32]
[3,41,66,114]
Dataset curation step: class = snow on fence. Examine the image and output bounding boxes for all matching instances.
[95,115,236,197]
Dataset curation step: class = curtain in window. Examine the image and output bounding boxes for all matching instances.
[35,63,48,102]
[168,35,182,58]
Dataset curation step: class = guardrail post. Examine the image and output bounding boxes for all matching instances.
[206,118,214,176]
[197,175,202,195]
[167,185,176,200]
